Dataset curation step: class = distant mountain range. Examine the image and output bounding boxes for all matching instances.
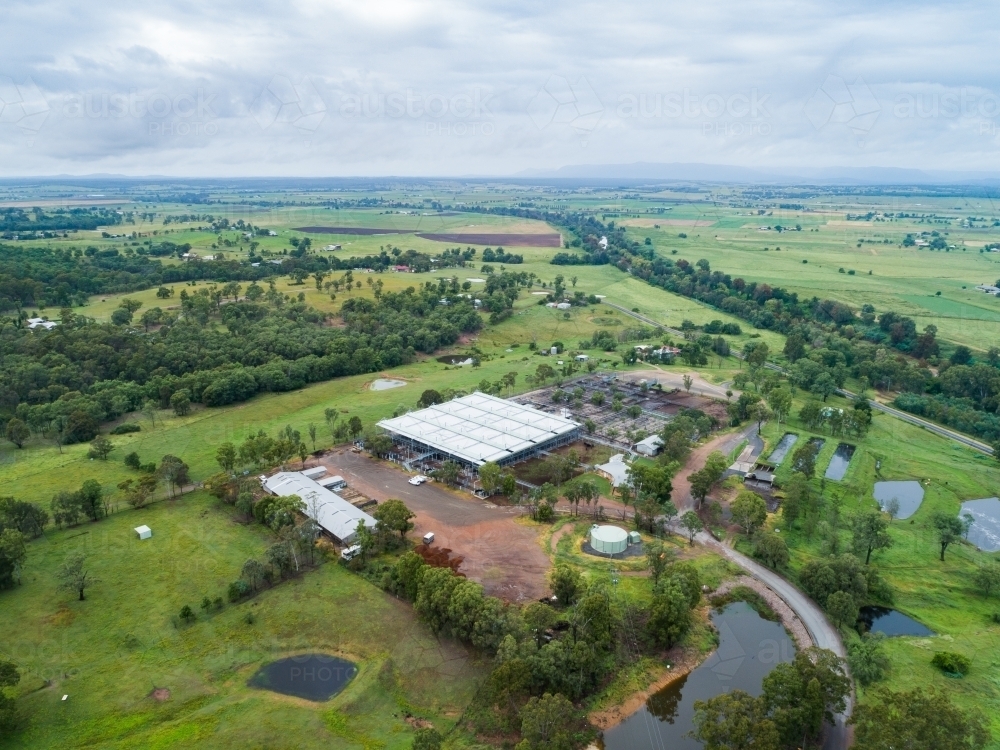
[514,162,1000,186]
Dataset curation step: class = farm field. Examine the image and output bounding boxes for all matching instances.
[1,490,483,750]
[6,181,1000,748]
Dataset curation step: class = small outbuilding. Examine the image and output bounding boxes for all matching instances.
[134,525,152,540]
[590,524,629,555]
[635,435,663,456]
[319,475,347,491]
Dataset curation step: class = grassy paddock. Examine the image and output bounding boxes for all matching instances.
[1,490,483,749]
[752,392,1000,743]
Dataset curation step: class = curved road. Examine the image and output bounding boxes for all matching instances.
[700,534,852,750]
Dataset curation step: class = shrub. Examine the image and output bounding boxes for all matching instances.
[412,727,443,750]
[124,452,141,470]
[227,579,251,602]
[931,651,971,676]
[110,422,142,435]
[179,605,196,623]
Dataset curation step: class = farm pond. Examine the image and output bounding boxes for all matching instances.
[959,497,1000,552]
[824,443,855,481]
[873,481,925,520]
[857,607,934,637]
[248,654,357,701]
[767,433,798,465]
[600,602,795,750]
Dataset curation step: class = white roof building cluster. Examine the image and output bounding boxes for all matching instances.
[377,391,580,467]
[263,471,375,544]
[27,317,57,330]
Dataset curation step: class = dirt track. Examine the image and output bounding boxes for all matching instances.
[672,422,762,512]
[313,451,551,602]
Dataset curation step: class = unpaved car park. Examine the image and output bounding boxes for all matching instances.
[313,450,551,602]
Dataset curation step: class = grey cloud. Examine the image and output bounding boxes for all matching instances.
[0,0,998,175]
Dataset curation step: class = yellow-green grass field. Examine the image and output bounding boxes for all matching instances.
[621,197,1000,352]
[1,490,483,750]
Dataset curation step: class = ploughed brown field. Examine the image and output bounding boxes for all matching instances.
[293,226,562,246]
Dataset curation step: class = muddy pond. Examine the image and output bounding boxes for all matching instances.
[600,602,795,750]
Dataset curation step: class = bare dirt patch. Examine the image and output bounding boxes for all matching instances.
[43,604,76,628]
[417,232,562,247]
[316,451,551,602]
[149,688,171,702]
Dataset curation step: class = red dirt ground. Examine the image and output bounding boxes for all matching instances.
[313,451,551,602]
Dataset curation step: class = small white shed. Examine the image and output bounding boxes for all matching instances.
[134,525,152,540]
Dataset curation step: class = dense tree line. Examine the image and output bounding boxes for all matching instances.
[0,244,278,310]
[373,550,702,748]
[2,283,482,440]
[0,207,125,233]
[0,242,496,312]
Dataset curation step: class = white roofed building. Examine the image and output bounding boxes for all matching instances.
[263,471,375,545]
[595,454,631,487]
[377,391,580,470]
[635,434,664,456]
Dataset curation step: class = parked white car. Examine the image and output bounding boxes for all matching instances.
[408,475,429,486]
[340,545,362,561]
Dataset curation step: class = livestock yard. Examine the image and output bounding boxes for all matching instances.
[511,373,728,452]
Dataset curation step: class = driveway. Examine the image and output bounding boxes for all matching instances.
[313,450,551,602]
[673,421,763,512]
[621,368,737,401]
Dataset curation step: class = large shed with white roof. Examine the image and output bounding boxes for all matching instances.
[377,391,580,470]
[263,471,375,545]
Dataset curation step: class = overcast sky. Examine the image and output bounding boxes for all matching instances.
[1,0,998,177]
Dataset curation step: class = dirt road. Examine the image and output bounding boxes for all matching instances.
[620,368,737,401]
[672,422,762,512]
[314,451,551,602]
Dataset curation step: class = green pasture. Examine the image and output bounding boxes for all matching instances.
[751,391,1000,743]
[1,491,483,750]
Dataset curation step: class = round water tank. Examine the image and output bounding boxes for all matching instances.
[589,524,628,555]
